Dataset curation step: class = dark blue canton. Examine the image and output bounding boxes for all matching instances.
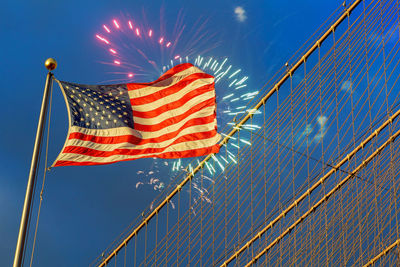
[60,81,134,129]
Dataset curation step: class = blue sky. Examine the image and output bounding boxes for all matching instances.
[0,0,339,265]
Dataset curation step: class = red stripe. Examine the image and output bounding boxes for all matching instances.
[127,63,195,90]
[62,130,219,157]
[131,73,213,105]
[68,116,216,145]
[54,144,220,166]
[132,83,215,118]
[133,97,216,131]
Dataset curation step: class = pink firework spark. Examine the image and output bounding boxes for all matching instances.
[103,25,111,33]
[113,19,120,29]
[96,35,110,44]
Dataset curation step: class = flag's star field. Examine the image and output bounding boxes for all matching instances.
[62,82,134,129]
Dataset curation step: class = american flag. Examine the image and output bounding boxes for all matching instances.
[53,63,220,166]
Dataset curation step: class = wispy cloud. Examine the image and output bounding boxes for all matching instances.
[341,80,353,93]
[314,115,327,142]
[234,6,247,22]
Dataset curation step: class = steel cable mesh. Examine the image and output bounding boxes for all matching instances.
[91,0,400,266]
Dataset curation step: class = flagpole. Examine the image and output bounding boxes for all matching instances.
[13,58,57,267]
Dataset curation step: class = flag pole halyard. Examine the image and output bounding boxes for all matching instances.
[13,58,57,267]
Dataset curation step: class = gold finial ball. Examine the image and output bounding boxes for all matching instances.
[44,58,57,71]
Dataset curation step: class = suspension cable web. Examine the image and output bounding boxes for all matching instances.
[91,0,400,266]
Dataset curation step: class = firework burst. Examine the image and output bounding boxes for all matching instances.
[95,14,261,205]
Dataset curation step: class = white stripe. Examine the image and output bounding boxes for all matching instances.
[127,66,206,98]
[68,109,217,139]
[66,123,218,151]
[137,108,217,137]
[131,78,214,112]
[68,125,140,137]
[132,91,215,124]
[57,134,221,163]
